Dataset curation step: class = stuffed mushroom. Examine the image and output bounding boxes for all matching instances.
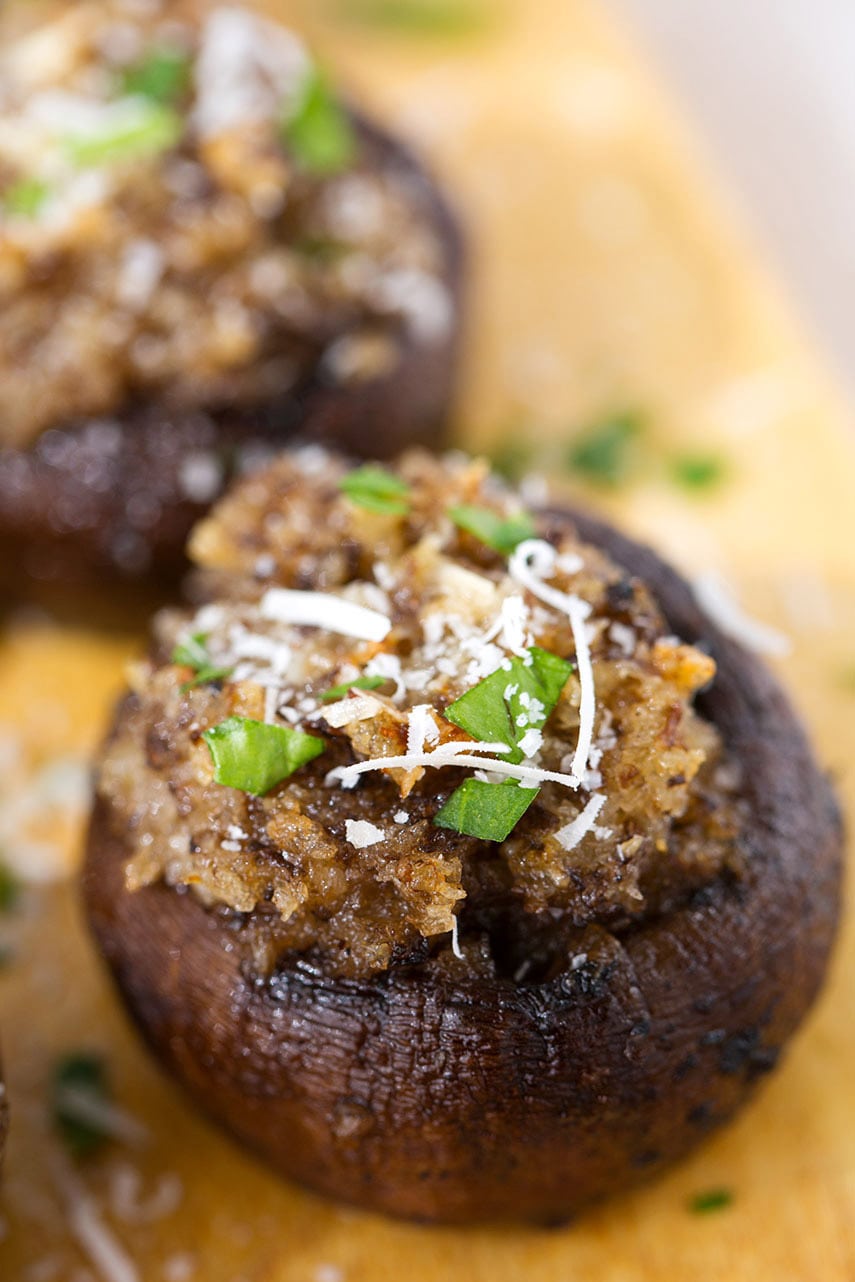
[0,2,463,589]
[84,449,842,1223]
[0,1052,7,1171]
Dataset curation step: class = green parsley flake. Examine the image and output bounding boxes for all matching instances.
[53,1053,111,1158]
[435,778,539,841]
[444,647,573,765]
[567,412,642,486]
[204,717,325,796]
[0,863,20,913]
[689,1188,734,1215]
[3,177,51,219]
[488,436,537,482]
[172,634,233,692]
[283,67,357,176]
[120,47,192,105]
[339,465,411,515]
[332,0,487,36]
[65,101,182,167]
[670,452,728,492]
[449,504,536,555]
[320,675,386,702]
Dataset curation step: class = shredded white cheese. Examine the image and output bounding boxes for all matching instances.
[53,1160,139,1282]
[517,728,544,758]
[553,793,608,851]
[450,915,463,959]
[364,651,405,699]
[322,694,384,729]
[509,540,597,782]
[328,739,580,792]
[406,704,440,755]
[52,1088,149,1150]
[482,593,532,656]
[693,572,791,657]
[260,589,392,642]
[115,239,164,312]
[108,1164,183,1227]
[193,7,308,137]
[345,819,385,849]
[609,621,636,656]
[177,450,223,505]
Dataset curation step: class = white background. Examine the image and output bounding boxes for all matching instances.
[605,0,855,392]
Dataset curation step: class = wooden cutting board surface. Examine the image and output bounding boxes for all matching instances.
[1,1,854,1278]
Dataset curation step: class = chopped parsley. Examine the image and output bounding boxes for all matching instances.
[444,647,573,765]
[488,436,537,482]
[53,1053,111,1158]
[0,864,20,914]
[435,778,539,841]
[3,177,51,220]
[332,0,487,36]
[120,47,192,105]
[65,100,182,167]
[283,67,357,176]
[449,504,536,555]
[320,675,386,702]
[293,234,350,262]
[567,412,642,486]
[339,464,411,515]
[670,452,728,492]
[204,718,325,796]
[689,1188,734,1215]
[172,634,233,691]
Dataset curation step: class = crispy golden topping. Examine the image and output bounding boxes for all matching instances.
[97,450,746,977]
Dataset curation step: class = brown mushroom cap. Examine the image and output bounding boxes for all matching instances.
[83,506,842,1224]
[0,1051,7,1172]
[0,115,464,596]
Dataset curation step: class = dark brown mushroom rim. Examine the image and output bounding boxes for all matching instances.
[0,1054,6,1172]
[83,507,843,1225]
[0,116,464,598]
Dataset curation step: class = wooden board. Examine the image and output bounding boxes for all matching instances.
[2,1,854,1278]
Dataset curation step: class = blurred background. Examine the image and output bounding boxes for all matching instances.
[608,0,855,393]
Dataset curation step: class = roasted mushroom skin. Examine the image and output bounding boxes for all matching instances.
[0,1054,7,1171]
[84,509,842,1224]
[0,117,463,593]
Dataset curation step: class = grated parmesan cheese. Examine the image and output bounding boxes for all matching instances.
[364,651,405,700]
[518,727,544,758]
[260,589,392,642]
[177,450,223,505]
[693,572,791,657]
[406,704,440,755]
[193,7,307,138]
[450,915,463,959]
[482,593,532,657]
[53,1088,149,1150]
[553,793,608,851]
[322,694,384,729]
[328,739,580,792]
[509,540,597,782]
[115,237,164,311]
[108,1164,183,1226]
[345,819,385,849]
[53,1160,139,1282]
[609,621,636,656]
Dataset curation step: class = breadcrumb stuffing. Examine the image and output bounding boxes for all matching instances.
[98,449,746,978]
